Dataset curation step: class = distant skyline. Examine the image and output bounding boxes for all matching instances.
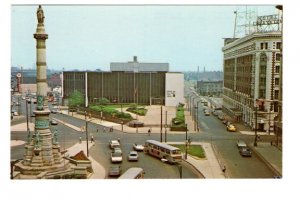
[11,5,278,72]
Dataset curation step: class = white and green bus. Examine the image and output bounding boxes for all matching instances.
[118,167,145,179]
[144,140,182,164]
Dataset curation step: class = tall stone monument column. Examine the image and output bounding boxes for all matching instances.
[14,5,70,179]
[34,5,48,102]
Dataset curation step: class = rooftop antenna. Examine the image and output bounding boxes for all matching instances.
[234,6,257,37]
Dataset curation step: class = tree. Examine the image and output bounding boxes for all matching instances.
[69,90,84,108]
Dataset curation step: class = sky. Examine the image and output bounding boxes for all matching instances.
[11,5,278,72]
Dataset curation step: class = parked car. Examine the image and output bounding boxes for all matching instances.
[227,124,236,132]
[51,109,58,114]
[108,165,122,177]
[50,119,58,125]
[127,151,139,161]
[133,143,144,151]
[111,149,123,163]
[109,140,120,149]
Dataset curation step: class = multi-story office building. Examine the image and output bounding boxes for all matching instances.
[197,80,223,97]
[222,31,281,132]
[62,57,184,107]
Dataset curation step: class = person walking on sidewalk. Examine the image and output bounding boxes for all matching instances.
[79,137,82,144]
[91,135,94,143]
[148,128,151,136]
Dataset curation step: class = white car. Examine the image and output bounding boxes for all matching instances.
[111,148,123,163]
[109,140,120,149]
[127,151,139,161]
[133,143,144,151]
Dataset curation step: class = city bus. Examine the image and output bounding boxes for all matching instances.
[118,167,145,179]
[143,140,182,164]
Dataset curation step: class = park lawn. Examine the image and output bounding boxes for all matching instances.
[173,144,206,159]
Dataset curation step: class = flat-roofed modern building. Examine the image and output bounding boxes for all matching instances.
[197,80,223,97]
[222,31,281,132]
[62,57,184,107]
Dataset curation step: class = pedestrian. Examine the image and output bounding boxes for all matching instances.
[79,137,82,144]
[103,127,106,133]
[148,128,151,136]
[117,138,120,143]
[91,135,94,143]
[222,165,226,173]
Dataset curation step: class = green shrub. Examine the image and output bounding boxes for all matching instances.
[98,98,110,105]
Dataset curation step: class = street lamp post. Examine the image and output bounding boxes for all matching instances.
[165,110,167,142]
[194,106,198,131]
[196,100,200,132]
[185,124,188,159]
[85,111,89,157]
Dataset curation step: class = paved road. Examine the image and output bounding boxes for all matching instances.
[186,87,276,178]
[11,111,203,179]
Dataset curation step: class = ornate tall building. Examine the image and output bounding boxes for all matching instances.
[222,31,282,133]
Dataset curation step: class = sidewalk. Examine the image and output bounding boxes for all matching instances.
[169,142,225,178]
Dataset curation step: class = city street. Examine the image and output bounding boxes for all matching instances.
[11,93,277,178]
[11,100,203,179]
[185,86,277,178]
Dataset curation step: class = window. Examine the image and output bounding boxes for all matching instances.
[275,65,280,73]
[275,78,280,86]
[260,43,264,50]
[274,90,279,99]
[276,42,282,50]
[265,42,268,49]
[276,53,281,61]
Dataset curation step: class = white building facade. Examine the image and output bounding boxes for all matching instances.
[222,31,281,132]
[165,73,185,107]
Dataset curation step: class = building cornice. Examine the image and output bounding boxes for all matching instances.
[222,31,281,52]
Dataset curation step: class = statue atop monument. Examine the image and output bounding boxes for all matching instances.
[37,5,45,24]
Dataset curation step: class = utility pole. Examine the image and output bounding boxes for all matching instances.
[165,110,167,142]
[185,124,188,159]
[254,106,258,147]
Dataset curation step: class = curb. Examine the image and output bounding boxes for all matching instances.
[182,156,206,179]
